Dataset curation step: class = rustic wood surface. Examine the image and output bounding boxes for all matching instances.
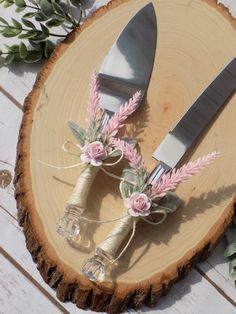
[1,0,236,313]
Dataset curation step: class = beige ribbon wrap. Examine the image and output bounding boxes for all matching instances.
[67,166,100,213]
[99,214,135,258]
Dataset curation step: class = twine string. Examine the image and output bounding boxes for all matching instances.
[39,142,124,170]
[141,208,167,226]
[101,167,135,185]
[80,214,129,224]
[103,149,124,166]
[38,159,85,170]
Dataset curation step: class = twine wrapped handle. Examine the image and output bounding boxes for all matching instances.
[55,142,124,241]
[82,151,220,282]
[67,166,99,212]
[82,192,181,282]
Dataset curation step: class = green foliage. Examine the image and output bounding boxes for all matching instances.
[23,12,37,18]
[40,0,54,17]
[120,168,136,199]
[15,0,26,8]
[224,216,236,285]
[68,121,85,146]
[0,40,55,64]
[0,0,84,65]
[46,17,65,27]
[153,192,182,214]
[19,41,27,58]
[2,0,14,8]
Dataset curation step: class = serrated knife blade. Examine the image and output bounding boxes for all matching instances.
[98,2,157,121]
[149,58,236,183]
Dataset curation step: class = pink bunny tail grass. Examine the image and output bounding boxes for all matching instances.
[112,138,146,172]
[151,151,220,199]
[87,72,100,123]
[104,91,142,137]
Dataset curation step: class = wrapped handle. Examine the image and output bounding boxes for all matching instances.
[67,166,99,213]
[99,212,134,257]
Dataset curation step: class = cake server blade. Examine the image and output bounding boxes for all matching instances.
[150,58,236,183]
[98,3,157,116]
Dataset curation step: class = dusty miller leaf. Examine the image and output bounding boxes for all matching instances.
[153,192,182,214]
[67,121,85,145]
[120,167,135,199]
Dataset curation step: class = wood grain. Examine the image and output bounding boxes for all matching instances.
[14,0,236,312]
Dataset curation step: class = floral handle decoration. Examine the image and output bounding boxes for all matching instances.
[41,73,141,242]
[82,138,220,282]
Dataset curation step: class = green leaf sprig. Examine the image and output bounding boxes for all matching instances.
[224,215,236,283]
[0,0,84,64]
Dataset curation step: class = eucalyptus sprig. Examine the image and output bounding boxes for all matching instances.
[0,0,84,65]
[224,215,236,284]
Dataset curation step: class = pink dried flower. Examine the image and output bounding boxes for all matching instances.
[151,151,220,199]
[104,91,142,137]
[124,192,152,217]
[80,141,107,166]
[111,138,146,173]
[87,72,100,123]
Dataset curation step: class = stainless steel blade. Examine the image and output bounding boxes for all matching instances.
[98,3,157,115]
[150,58,236,183]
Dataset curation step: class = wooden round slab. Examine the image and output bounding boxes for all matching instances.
[15,0,236,312]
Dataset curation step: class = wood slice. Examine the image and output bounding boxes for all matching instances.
[15,0,236,312]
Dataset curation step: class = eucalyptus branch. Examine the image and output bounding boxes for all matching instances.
[0,0,84,65]
[24,2,77,27]
[0,24,66,37]
[0,40,55,64]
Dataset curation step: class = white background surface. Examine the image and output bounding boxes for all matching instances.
[0,0,236,313]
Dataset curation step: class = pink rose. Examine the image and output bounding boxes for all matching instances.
[124,192,151,217]
[80,141,107,166]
